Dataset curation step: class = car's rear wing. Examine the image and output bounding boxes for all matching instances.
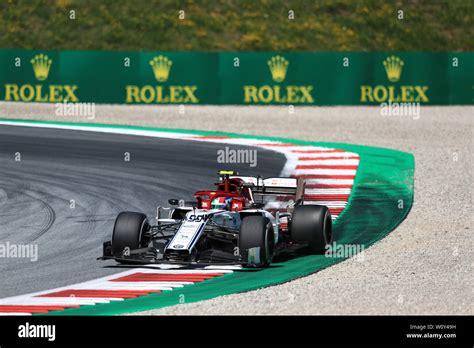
[231,175,305,202]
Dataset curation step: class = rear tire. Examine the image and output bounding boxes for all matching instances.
[112,212,150,261]
[239,215,274,267]
[291,205,332,254]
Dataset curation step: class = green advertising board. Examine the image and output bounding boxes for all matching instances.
[0,49,472,105]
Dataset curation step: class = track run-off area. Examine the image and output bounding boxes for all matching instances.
[0,119,414,315]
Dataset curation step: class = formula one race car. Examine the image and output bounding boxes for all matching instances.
[100,170,333,267]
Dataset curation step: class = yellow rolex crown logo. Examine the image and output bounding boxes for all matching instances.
[30,54,52,81]
[149,55,173,82]
[383,55,404,82]
[267,55,289,83]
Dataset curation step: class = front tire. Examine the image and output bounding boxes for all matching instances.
[112,212,150,260]
[239,215,274,267]
[291,205,332,254]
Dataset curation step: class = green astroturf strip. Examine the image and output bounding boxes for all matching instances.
[0,119,413,315]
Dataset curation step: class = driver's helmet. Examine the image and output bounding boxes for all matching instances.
[211,196,232,210]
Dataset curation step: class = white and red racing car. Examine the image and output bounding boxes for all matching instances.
[100,170,333,267]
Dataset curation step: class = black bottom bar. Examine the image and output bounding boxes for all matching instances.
[0,315,471,346]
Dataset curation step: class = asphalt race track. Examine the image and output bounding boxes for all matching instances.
[0,125,285,298]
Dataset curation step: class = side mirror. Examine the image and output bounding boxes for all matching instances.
[168,199,179,205]
[251,202,265,209]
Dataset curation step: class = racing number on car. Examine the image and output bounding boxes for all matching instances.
[187,214,211,222]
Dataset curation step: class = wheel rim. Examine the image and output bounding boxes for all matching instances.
[265,223,275,263]
[324,211,332,244]
[138,218,150,247]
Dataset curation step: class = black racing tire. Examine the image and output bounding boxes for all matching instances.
[112,212,150,260]
[238,215,275,267]
[291,205,332,254]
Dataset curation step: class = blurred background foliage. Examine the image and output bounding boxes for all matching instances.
[0,0,472,51]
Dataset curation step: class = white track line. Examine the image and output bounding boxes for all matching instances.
[0,298,114,305]
[0,312,33,316]
[297,159,360,165]
[304,201,349,207]
[294,169,357,175]
[305,189,352,194]
[292,151,357,157]
[304,179,355,185]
